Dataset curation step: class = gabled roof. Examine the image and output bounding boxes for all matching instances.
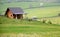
[7,7,24,14]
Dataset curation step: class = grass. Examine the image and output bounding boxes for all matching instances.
[0,17,60,37]
[0,2,60,17]
[24,6,60,18]
[40,16,60,24]
[0,2,60,37]
[0,16,60,36]
[0,25,60,33]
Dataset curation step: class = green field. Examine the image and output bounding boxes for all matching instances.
[24,6,60,18]
[0,2,60,18]
[0,2,60,37]
[0,24,60,37]
[0,16,60,37]
[0,2,60,17]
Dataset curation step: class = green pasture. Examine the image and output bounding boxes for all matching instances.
[24,6,60,18]
[0,2,60,18]
[0,16,60,37]
[40,17,60,24]
[0,2,60,37]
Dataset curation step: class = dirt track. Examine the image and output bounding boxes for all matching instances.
[0,33,41,37]
[0,32,60,37]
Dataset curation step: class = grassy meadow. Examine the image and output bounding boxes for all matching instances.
[0,2,60,37]
[0,16,60,37]
[24,6,60,18]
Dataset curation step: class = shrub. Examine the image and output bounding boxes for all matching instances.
[42,20,46,23]
[48,21,52,24]
[0,23,2,24]
[28,19,32,21]
[31,16,38,21]
[58,13,60,16]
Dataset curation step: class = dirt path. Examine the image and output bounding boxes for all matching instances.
[0,32,60,37]
[0,33,41,37]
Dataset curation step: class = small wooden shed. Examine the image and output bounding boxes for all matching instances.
[5,7,24,19]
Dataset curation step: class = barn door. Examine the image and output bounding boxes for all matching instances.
[17,14,23,19]
[13,14,23,19]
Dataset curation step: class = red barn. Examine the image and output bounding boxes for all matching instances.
[5,7,24,19]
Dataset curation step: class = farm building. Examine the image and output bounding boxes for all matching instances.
[5,7,24,19]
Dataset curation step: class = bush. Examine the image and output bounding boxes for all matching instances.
[0,22,2,24]
[28,19,32,21]
[31,16,38,21]
[42,20,46,23]
[58,13,60,16]
[48,21,52,24]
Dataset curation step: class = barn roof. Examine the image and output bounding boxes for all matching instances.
[8,7,24,14]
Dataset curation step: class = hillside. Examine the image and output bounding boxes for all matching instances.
[0,16,60,37]
[0,0,60,37]
[0,0,60,2]
[0,2,60,18]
